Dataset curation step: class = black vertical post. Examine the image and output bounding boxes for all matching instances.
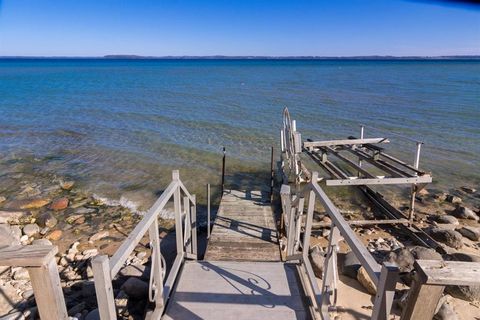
[270,146,274,202]
[221,147,226,194]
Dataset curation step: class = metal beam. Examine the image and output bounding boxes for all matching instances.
[304,137,389,148]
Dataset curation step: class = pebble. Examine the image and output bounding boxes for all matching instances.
[460,186,476,194]
[89,230,109,242]
[49,197,69,211]
[82,248,99,258]
[66,214,85,224]
[22,224,39,237]
[46,230,63,241]
[20,235,29,245]
[60,181,75,191]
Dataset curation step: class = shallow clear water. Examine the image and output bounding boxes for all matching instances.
[0,59,479,208]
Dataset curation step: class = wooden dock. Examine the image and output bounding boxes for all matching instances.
[204,189,281,261]
[163,189,308,319]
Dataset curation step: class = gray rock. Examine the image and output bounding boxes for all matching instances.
[451,206,479,221]
[0,224,20,248]
[341,251,361,278]
[434,301,458,320]
[120,277,149,299]
[37,212,58,228]
[457,226,480,241]
[435,215,459,225]
[410,246,443,261]
[32,239,53,246]
[445,285,480,302]
[22,224,39,237]
[449,252,480,262]
[446,195,462,204]
[430,228,463,249]
[67,302,85,316]
[357,266,376,295]
[386,248,415,273]
[119,264,149,280]
[309,247,325,278]
[85,309,99,320]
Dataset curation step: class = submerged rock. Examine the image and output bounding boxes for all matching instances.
[89,231,109,242]
[430,228,463,249]
[19,198,50,210]
[37,212,58,228]
[22,224,39,237]
[60,181,75,191]
[46,230,63,241]
[49,197,69,211]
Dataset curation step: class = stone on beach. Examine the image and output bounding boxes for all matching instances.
[446,195,462,204]
[430,228,463,249]
[89,231,109,242]
[357,266,376,295]
[386,248,415,273]
[66,214,85,224]
[60,180,75,191]
[19,198,50,210]
[120,277,149,299]
[434,215,459,225]
[341,251,361,278]
[46,230,63,241]
[451,206,479,221]
[49,197,69,210]
[309,246,325,278]
[37,212,58,228]
[457,226,480,241]
[460,186,476,194]
[22,223,39,237]
[410,246,442,261]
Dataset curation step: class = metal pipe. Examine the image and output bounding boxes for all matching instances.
[270,146,274,202]
[207,184,211,239]
[221,147,226,194]
[414,142,422,170]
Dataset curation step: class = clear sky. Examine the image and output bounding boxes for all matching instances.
[0,0,478,57]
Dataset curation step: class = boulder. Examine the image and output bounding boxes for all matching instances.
[37,212,58,228]
[49,197,69,211]
[430,228,463,249]
[460,186,476,194]
[309,247,325,278]
[449,252,480,262]
[410,246,443,261]
[451,206,479,221]
[357,266,376,295]
[341,251,361,279]
[434,215,459,225]
[446,195,462,204]
[386,248,415,273]
[22,224,39,237]
[120,277,149,299]
[457,226,480,241]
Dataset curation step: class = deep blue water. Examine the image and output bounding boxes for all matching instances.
[0,59,479,207]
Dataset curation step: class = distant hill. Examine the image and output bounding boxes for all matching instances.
[1,55,479,60]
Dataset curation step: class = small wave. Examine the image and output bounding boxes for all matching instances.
[91,194,176,220]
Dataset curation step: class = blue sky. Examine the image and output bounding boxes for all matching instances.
[0,0,478,56]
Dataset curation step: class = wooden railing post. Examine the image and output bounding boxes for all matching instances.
[92,255,117,320]
[148,218,164,310]
[280,184,291,237]
[172,170,183,255]
[191,194,198,258]
[371,262,398,320]
[184,196,191,254]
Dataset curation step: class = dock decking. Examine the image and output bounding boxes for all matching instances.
[162,189,309,320]
[204,189,281,261]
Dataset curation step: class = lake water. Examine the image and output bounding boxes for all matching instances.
[0,59,479,209]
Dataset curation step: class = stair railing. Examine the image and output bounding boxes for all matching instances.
[280,172,398,320]
[92,170,197,320]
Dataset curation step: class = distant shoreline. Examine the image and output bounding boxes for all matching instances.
[1,55,479,60]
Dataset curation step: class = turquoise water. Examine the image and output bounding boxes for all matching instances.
[0,59,479,208]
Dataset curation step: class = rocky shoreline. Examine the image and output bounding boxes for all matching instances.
[0,175,178,320]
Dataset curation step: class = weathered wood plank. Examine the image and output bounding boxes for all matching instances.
[0,245,58,267]
[415,260,480,286]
